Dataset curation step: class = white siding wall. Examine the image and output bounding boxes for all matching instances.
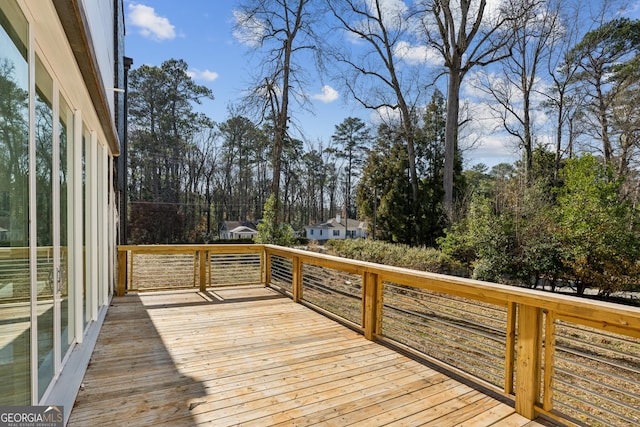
[82,0,115,117]
[306,227,366,240]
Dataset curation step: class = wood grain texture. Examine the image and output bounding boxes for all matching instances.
[67,287,552,426]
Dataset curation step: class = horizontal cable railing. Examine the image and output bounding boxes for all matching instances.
[0,256,30,298]
[130,252,197,291]
[1,247,59,302]
[268,254,293,294]
[381,283,509,391]
[116,243,640,425]
[209,252,261,287]
[547,317,640,426]
[300,263,362,326]
[117,244,264,293]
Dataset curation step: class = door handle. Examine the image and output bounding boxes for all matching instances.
[56,266,63,294]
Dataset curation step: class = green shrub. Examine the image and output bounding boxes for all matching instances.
[325,239,468,276]
[254,194,296,246]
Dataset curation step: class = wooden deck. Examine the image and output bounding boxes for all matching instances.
[68,286,552,426]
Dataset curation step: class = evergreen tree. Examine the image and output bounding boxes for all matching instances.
[568,18,640,172]
[357,125,414,244]
[127,59,214,243]
[255,194,295,246]
[329,117,371,220]
[416,89,447,245]
[555,154,639,295]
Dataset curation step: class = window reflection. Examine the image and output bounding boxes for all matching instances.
[0,0,30,405]
[35,55,54,400]
[59,96,72,362]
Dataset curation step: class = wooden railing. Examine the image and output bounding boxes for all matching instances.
[116,244,640,426]
[0,246,64,302]
[116,244,263,295]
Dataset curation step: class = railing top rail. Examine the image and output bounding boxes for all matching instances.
[0,246,58,255]
[117,244,263,254]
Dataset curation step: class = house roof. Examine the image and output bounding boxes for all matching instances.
[305,217,365,230]
[220,221,258,232]
[229,226,258,234]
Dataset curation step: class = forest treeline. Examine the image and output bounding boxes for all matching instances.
[126,2,640,297]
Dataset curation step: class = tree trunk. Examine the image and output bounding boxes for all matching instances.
[444,69,461,218]
[523,86,533,184]
[554,91,564,182]
[595,79,612,163]
[396,99,418,204]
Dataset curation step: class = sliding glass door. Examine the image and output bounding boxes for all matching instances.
[0,0,30,406]
[59,96,72,366]
[1,0,101,405]
[35,55,55,400]
[35,57,76,402]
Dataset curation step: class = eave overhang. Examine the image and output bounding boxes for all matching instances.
[52,0,121,156]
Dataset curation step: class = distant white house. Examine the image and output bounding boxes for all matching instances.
[219,221,259,239]
[304,214,367,241]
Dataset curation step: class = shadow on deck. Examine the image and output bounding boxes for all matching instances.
[68,286,553,426]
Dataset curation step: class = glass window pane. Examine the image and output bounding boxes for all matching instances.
[35,55,54,400]
[0,0,30,406]
[59,96,72,361]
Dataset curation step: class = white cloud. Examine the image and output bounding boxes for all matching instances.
[349,0,410,39]
[187,69,219,82]
[366,0,408,30]
[370,106,401,126]
[483,0,504,22]
[465,134,519,168]
[128,4,176,41]
[420,0,506,35]
[464,69,553,134]
[232,10,265,47]
[459,70,557,168]
[393,41,442,66]
[311,85,339,103]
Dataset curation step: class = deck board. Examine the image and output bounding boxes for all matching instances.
[68,287,552,426]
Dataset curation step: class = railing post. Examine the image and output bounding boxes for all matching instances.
[363,271,380,341]
[117,249,127,296]
[261,247,267,287]
[543,310,556,412]
[504,302,517,395]
[515,304,543,419]
[199,250,207,292]
[292,255,302,303]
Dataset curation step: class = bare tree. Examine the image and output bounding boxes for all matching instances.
[326,0,428,208]
[234,0,320,215]
[475,0,560,184]
[417,0,533,216]
[541,0,585,179]
[195,127,220,237]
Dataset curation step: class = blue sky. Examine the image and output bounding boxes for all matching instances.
[124,0,368,155]
[124,0,640,169]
